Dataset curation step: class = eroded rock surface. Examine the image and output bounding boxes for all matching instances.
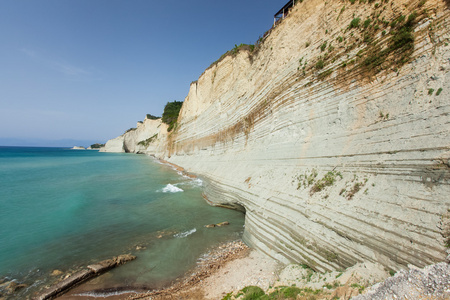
[103,0,450,274]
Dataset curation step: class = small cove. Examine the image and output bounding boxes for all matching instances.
[0,147,245,298]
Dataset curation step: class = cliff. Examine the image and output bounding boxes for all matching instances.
[103,0,450,273]
[100,116,168,153]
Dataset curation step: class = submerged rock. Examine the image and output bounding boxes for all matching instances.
[216,221,230,227]
[205,222,230,228]
[50,270,63,276]
[1,281,27,294]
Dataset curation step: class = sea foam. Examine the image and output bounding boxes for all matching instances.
[174,228,196,238]
[75,290,139,298]
[161,184,183,193]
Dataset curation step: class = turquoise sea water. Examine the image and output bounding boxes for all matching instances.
[0,147,245,298]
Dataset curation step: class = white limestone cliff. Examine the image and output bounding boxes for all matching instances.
[100,116,167,153]
[103,0,450,273]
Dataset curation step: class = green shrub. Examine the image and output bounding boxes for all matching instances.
[349,17,361,28]
[146,114,160,120]
[269,286,303,299]
[320,41,327,52]
[310,170,342,194]
[316,59,325,69]
[297,169,318,189]
[436,88,443,95]
[362,12,417,73]
[318,69,333,79]
[241,286,266,300]
[281,286,302,298]
[428,88,434,95]
[89,143,105,149]
[221,292,233,300]
[232,43,255,54]
[162,101,183,132]
[364,18,372,28]
[124,128,136,134]
[137,134,158,147]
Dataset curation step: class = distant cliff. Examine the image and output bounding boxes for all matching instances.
[102,0,450,273]
[101,116,168,154]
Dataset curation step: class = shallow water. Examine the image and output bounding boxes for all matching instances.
[0,147,245,298]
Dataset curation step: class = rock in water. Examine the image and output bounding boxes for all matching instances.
[216,221,230,227]
[36,254,137,300]
[50,270,63,276]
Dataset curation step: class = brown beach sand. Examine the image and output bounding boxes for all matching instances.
[128,240,279,300]
[55,240,279,300]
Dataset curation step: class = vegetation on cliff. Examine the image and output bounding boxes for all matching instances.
[89,143,105,149]
[162,100,183,132]
[146,113,160,120]
[137,134,158,147]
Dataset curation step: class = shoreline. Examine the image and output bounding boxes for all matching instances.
[55,156,248,300]
[56,239,450,300]
[54,240,257,300]
[128,240,254,300]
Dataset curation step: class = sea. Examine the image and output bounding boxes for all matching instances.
[0,146,245,298]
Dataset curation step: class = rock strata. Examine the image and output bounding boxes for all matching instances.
[162,0,450,273]
[103,0,450,275]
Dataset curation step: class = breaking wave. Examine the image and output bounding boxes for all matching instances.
[174,228,196,238]
[161,184,183,193]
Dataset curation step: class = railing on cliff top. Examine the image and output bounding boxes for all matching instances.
[274,0,295,26]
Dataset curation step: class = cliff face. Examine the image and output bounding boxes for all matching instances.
[101,117,168,153]
[104,0,450,272]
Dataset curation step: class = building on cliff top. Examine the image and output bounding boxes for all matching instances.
[274,0,295,25]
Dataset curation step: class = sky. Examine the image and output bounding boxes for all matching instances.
[0,0,286,147]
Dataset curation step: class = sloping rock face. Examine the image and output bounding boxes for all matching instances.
[161,0,450,272]
[101,117,168,153]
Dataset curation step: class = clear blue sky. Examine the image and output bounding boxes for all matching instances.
[0,0,285,146]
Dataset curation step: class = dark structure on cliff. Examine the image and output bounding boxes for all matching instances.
[274,0,295,25]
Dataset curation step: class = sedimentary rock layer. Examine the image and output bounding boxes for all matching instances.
[166,0,450,272]
[104,0,450,273]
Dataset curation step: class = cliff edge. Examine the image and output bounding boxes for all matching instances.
[103,0,450,274]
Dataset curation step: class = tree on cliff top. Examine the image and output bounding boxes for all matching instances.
[162,101,183,132]
[146,114,160,120]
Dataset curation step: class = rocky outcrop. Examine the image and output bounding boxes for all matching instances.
[353,262,450,299]
[100,116,168,153]
[35,254,136,300]
[104,0,450,273]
